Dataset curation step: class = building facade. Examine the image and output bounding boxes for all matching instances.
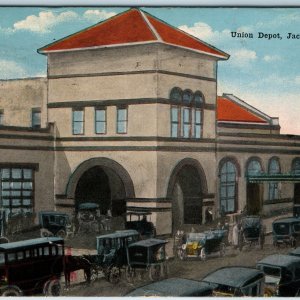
[0,8,299,235]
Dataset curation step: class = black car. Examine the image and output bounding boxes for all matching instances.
[39,211,73,238]
[202,266,265,296]
[125,212,156,238]
[272,217,300,247]
[257,254,300,296]
[0,237,64,296]
[126,277,214,296]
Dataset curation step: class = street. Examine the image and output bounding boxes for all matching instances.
[62,238,291,296]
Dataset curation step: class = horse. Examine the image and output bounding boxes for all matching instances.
[64,255,92,289]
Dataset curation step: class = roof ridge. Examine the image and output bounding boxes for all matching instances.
[143,10,229,59]
[139,9,162,41]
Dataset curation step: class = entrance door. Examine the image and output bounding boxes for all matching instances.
[247,183,262,215]
[294,183,300,204]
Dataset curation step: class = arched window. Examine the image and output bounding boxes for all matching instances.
[170,88,182,137]
[219,161,237,214]
[268,158,280,201]
[247,159,262,176]
[194,91,204,138]
[170,88,204,139]
[292,158,300,175]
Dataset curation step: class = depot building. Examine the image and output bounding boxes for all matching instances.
[0,8,300,235]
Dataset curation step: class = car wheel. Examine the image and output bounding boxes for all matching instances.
[109,266,121,284]
[56,230,66,239]
[44,279,61,296]
[200,247,206,261]
[1,286,22,296]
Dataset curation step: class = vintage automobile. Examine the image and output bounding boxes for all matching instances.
[178,230,226,260]
[126,238,168,282]
[125,212,156,238]
[257,254,300,296]
[125,277,215,296]
[0,237,64,296]
[202,266,265,297]
[272,217,300,247]
[239,215,265,250]
[84,229,140,284]
[39,211,75,239]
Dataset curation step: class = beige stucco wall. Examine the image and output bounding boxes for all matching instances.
[0,78,47,128]
[0,128,54,217]
[54,150,158,199]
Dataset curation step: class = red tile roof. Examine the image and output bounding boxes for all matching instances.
[38,8,228,59]
[217,96,268,123]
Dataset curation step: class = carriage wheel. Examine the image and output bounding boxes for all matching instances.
[238,233,244,251]
[1,286,22,296]
[161,262,169,278]
[259,234,264,250]
[219,243,226,257]
[57,230,66,239]
[178,249,187,260]
[200,247,206,261]
[125,266,135,284]
[44,279,61,296]
[109,266,121,284]
[84,264,98,282]
[149,264,161,281]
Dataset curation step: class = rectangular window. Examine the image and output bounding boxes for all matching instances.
[0,168,34,214]
[195,109,202,138]
[31,108,41,128]
[117,107,127,134]
[182,108,191,138]
[95,108,106,134]
[72,109,84,135]
[0,110,4,126]
[171,107,179,137]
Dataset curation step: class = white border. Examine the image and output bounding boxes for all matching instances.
[0,0,297,6]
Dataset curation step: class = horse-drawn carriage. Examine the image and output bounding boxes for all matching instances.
[125,238,168,282]
[83,230,140,284]
[178,230,227,260]
[239,216,265,250]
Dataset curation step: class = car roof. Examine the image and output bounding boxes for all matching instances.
[202,267,264,288]
[257,254,300,268]
[129,238,168,248]
[0,237,64,251]
[273,217,300,224]
[39,211,69,216]
[125,278,214,296]
[96,230,139,239]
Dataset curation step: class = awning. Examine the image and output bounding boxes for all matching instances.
[247,173,300,183]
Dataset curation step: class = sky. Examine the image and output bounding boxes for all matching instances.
[0,7,300,134]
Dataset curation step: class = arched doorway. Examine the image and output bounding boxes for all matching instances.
[66,158,135,216]
[246,158,264,215]
[167,159,208,230]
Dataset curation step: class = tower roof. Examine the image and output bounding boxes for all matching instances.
[38,8,229,60]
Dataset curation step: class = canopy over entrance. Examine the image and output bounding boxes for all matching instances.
[247,173,300,183]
